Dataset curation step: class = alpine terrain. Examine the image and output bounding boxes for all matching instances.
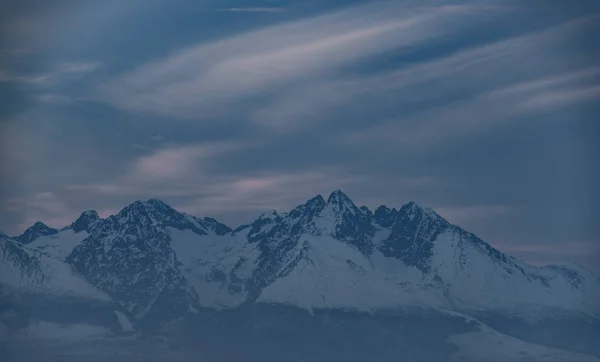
[1,190,599,362]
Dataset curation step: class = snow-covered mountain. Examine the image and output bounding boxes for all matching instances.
[4,190,599,326]
[0,234,109,301]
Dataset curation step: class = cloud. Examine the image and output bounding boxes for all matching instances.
[3,192,76,232]
[127,143,237,182]
[517,84,600,111]
[95,1,486,118]
[435,205,509,225]
[217,7,284,13]
[66,141,247,196]
[174,171,366,217]
[1,60,103,85]
[57,61,103,73]
[65,141,367,219]
[335,17,599,148]
[250,15,599,133]
[37,93,72,105]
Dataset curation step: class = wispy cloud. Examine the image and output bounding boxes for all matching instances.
[517,84,600,111]
[174,171,365,217]
[65,142,366,219]
[37,93,72,105]
[0,61,103,85]
[66,141,247,196]
[127,143,237,182]
[95,1,485,118]
[57,61,103,74]
[217,7,284,13]
[435,205,509,225]
[335,17,599,147]
[4,192,75,232]
[250,15,598,133]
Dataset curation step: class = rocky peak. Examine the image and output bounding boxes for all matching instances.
[111,199,230,237]
[359,206,372,216]
[373,205,399,228]
[379,201,449,273]
[317,190,374,254]
[70,210,101,233]
[327,189,355,206]
[17,221,59,244]
[282,195,326,234]
[290,195,326,218]
[116,199,177,223]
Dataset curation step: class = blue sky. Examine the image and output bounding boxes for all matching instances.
[0,0,599,266]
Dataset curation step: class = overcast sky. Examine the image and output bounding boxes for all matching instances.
[0,0,598,266]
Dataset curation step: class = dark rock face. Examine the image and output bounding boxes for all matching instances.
[69,210,102,233]
[373,205,400,228]
[325,190,376,255]
[67,200,200,325]
[379,202,448,273]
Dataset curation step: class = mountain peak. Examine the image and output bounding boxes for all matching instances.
[70,210,101,233]
[119,199,177,219]
[398,201,442,222]
[17,221,59,244]
[326,189,353,205]
[258,209,279,220]
[307,194,326,208]
[145,198,172,208]
[325,189,359,214]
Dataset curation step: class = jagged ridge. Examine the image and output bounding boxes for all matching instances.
[5,190,599,326]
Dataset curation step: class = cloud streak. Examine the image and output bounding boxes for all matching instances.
[335,17,600,148]
[0,61,103,85]
[435,205,509,225]
[95,1,487,118]
[4,192,76,232]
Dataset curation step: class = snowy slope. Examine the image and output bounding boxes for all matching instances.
[168,227,258,308]
[0,236,110,301]
[425,229,600,317]
[27,229,89,260]
[256,234,438,312]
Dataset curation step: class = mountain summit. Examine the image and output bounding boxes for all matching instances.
[68,210,102,233]
[16,221,59,244]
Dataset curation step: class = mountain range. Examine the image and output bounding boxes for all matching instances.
[1,190,599,361]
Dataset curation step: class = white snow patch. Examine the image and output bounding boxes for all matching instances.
[257,235,443,311]
[114,310,134,332]
[430,231,600,317]
[168,227,258,308]
[28,229,88,260]
[0,239,111,301]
